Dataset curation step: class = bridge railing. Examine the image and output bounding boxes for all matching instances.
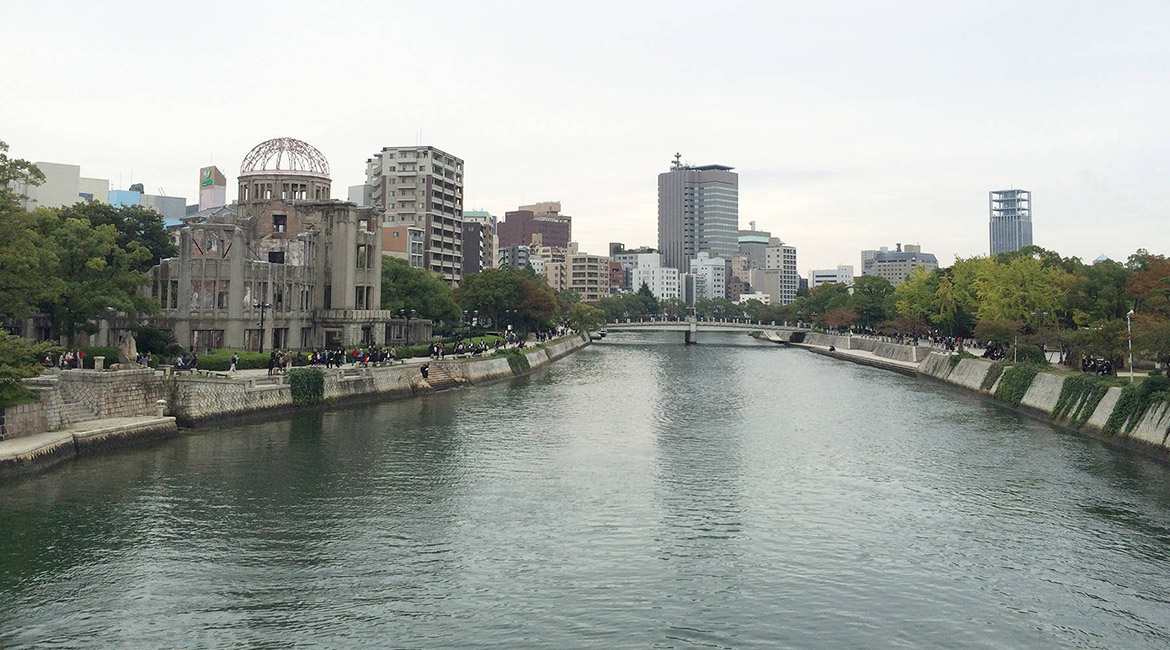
[606,318,808,329]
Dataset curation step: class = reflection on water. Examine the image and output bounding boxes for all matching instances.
[2,331,1170,649]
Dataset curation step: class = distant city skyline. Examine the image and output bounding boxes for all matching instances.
[5,1,1168,274]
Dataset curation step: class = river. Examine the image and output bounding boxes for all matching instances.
[2,331,1170,649]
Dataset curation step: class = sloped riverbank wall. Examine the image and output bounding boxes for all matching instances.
[918,353,1170,454]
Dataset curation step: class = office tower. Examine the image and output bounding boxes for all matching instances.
[860,243,938,286]
[989,189,1032,255]
[808,265,855,289]
[498,201,572,250]
[364,146,465,283]
[658,153,738,272]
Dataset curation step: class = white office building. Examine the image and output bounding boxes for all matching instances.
[808,265,855,289]
[690,252,727,301]
[13,161,109,209]
[628,253,680,301]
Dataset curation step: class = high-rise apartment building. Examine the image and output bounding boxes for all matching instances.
[658,154,738,272]
[363,146,465,284]
[462,211,498,274]
[546,243,609,303]
[989,189,1032,255]
[765,241,799,305]
[459,211,498,278]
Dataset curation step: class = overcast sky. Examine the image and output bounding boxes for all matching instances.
[5,0,1168,274]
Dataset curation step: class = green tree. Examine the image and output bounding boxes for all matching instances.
[0,142,61,320]
[517,275,559,331]
[0,331,62,407]
[740,298,767,320]
[1125,256,1170,318]
[636,282,660,315]
[455,267,523,328]
[37,217,155,345]
[847,275,894,328]
[380,255,460,322]
[973,319,1019,345]
[806,283,850,324]
[57,202,177,271]
[824,308,858,330]
[893,267,937,320]
[1064,319,1129,370]
[1064,259,1133,326]
[660,297,687,319]
[1133,314,1170,369]
[973,254,1069,323]
[567,302,605,332]
[933,275,958,333]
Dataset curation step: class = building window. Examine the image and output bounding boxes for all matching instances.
[268,251,285,264]
[273,215,287,233]
[356,244,369,269]
[355,286,366,310]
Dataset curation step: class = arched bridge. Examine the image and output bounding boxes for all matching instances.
[605,318,808,345]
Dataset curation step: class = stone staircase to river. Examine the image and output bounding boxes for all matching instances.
[420,363,464,392]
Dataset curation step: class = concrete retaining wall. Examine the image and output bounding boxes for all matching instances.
[1019,372,1065,413]
[73,418,179,456]
[801,333,927,363]
[172,332,592,426]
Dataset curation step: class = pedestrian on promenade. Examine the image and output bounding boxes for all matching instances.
[229,352,239,374]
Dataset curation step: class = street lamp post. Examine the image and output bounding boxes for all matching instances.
[253,302,271,353]
[399,309,416,346]
[1127,309,1135,384]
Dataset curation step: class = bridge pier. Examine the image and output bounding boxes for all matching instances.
[685,318,698,345]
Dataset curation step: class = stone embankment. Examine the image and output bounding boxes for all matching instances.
[172,332,590,426]
[0,333,591,480]
[772,331,1170,456]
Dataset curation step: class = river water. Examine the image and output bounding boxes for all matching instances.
[2,331,1170,649]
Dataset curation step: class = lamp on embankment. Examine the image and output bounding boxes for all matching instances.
[399,308,416,346]
[1127,309,1135,384]
[253,302,271,353]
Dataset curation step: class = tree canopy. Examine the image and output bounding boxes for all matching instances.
[380,255,460,323]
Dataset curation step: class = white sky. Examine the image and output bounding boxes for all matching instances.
[5,0,1169,274]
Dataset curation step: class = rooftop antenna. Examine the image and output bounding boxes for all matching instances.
[672,152,682,169]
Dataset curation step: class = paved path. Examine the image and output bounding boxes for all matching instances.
[0,416,175,463]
